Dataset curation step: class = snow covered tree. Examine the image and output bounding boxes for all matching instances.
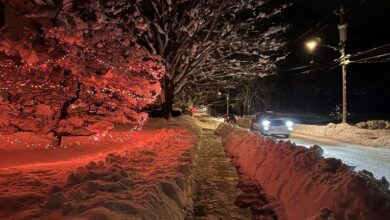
[0,0,164,145]
[137,0,288,117]
[234,76,281,114]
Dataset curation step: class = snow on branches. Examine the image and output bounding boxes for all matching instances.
[0,0,164,145]
[136,0,289,110]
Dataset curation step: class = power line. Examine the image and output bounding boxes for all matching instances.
[349,43,390,59]
[283,43,390,75]
[279,63,320,72]
[293,0,367,43]
[294,12,334,43]
[350,52,390,63]
[278,60,340,79]
[353,59,390,64]
[266,62,342,93]
[291,62,340,77]
[279,47,390,78]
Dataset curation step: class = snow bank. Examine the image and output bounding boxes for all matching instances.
[356,120,390,130]
[0,118,200,219]
[293,123,390,148]
[236,117,252,129]
[216,123,390,220]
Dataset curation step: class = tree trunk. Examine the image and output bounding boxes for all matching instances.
[52,79,80,147]
[162,77,174,119]
[50,134,62,147]
[56,135,62,146]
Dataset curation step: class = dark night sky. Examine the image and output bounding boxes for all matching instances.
[277,0,390,119]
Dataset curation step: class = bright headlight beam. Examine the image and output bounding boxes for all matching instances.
[262,120,271,127]
[286,120,294,127]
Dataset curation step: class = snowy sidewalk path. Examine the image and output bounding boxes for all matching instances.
[0,119,199,219]
[190,129,251,219]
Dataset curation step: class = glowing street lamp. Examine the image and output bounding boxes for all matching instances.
[305,40,318,51]
[305,38,340,52]
[217,86,234,115]
[305,38,321,52]
[217,91,229,114]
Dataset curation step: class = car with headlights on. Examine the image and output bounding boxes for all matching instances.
[250,112,294,138]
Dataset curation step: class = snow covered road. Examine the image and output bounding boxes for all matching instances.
[286,133,390,181]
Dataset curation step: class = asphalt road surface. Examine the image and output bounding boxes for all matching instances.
[285,133,390,182]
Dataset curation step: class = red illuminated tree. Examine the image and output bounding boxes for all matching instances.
[0,0,164,145]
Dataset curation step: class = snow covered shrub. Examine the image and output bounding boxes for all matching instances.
[0,1,164,145]
[329,104,351,122]
[356,120,390,130]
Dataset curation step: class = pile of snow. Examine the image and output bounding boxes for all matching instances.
[236,117,252,129]
[216,123,390,220]
[0,118,200,219]
[356,120,390,130]
[293,123,390,148]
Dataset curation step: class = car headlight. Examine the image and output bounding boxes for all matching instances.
[285,120,294,127]
[262,120,271,127]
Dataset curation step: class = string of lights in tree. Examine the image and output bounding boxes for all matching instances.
[0,47,161,101]
[0,107,148,150]
[0,46,162,79]
[0,5,164,150]
[0,124,144,149]
[0,78,153,101]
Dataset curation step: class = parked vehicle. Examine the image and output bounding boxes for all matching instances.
[251,112,294,138]
[224,114,237,124]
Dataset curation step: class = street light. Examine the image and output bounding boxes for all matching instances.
[217,91,229,115]
[303,6,349,124]
[305,38,320,52]
[305,38,340,52]
[305,37,350,123]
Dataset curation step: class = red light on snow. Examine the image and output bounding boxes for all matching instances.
[93,130,109,141]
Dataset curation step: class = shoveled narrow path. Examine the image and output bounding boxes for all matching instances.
[189,128,251,219]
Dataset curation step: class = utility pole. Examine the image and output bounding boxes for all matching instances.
[337,6,349,123]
